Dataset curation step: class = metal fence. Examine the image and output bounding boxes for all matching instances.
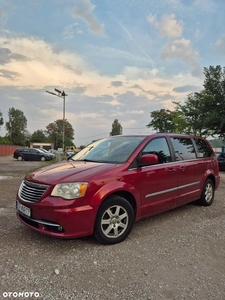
[0,144,23,156]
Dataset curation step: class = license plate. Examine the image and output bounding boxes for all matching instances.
[16,201,31,217]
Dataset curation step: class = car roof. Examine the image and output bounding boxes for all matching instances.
[99,133,206,140]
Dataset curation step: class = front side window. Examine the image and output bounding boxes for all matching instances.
[194,138,213,158]
[142,138,172,164]
[171,137,196,161]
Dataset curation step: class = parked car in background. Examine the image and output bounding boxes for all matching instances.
[39,148,55,159]
[66,149,75,156]
[217,152,225,171]
[48,149,57,154]
[13,148,54,161]
[55,149,64,155]
[16,134,220,245]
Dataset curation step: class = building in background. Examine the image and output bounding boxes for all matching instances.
[30,142,54,150]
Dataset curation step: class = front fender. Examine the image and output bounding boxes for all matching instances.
[90,180,141,216]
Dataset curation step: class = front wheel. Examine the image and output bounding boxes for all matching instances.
[40,156,46,161]
[17,156,23,161]
[94,195,135,245]
[199,179,215,206]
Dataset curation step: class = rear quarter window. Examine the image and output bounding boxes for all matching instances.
[194,138,213,158]
[171,137,196,161]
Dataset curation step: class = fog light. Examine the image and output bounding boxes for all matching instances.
[58,226,63,231]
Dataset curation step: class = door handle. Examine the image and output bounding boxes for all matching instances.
[179,166,185,171]
[168,167,176,173]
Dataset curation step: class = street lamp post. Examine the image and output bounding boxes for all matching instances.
[46,88,68,152]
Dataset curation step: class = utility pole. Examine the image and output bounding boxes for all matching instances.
[46,88,68,152]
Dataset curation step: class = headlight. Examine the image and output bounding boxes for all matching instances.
[51,182,88,200]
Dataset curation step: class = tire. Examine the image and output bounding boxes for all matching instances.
[17,156,23,161]
[94,195,135,245]
[40,156,46,161]
[199,179,215,206]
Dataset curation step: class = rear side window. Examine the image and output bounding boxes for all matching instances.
[142,137,172,164]
[171,137,196,161]
[194,138,213,158]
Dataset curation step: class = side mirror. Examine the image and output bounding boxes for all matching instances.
[139,154,158,166]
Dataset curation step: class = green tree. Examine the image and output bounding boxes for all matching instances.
[64,137,74,147]
[30,130,47,142]
[147,109,179,132]
[79,145,86,149]
[174,91,212,137]
[5,107,27,145]
[202,65,225,138]
[147,65,225,139]
[110,119,122,136]
[0,110,3,130]
[0,136,11,144]
[45,119,74,149]
[24,130,31,147]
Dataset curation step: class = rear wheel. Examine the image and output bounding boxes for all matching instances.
[40,156,46,161]
[94,195,135,245]
[17,156,23,161]
[199,179,215,206]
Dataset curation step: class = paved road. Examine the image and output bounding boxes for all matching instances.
[0,156,225,300]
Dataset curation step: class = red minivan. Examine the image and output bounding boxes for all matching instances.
[16,134,220,244]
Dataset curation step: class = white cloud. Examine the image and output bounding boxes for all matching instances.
[71,0,105,37]
[161,38,198,64]
[147,14,156,24]
[157,14,183,39]
[122,66,160,80]
[62,23,83,40]
[0,35,90,88]
[147,13,183,39]
[0,33,204,144]
[0,34,203,99]
[147,13,201,77]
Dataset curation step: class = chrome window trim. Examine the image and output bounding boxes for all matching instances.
[145,181,200,198]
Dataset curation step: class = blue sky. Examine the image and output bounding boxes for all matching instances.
[0,0,225,146]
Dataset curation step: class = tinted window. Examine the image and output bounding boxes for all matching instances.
[194,138,213,158]
[171,137,196,161]
[30,149,38,154]
[142,138,171,164]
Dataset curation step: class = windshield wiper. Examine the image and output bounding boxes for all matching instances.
[78,159,97,162]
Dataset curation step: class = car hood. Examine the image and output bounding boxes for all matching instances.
[25,160,118,185]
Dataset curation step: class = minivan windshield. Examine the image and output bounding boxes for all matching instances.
[71,136,146,163]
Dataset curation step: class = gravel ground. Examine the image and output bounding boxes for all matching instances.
[0,156,225,300]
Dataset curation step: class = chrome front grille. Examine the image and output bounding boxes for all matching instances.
[18,180,49,203]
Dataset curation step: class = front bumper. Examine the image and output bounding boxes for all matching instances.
[16,199,95,238]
